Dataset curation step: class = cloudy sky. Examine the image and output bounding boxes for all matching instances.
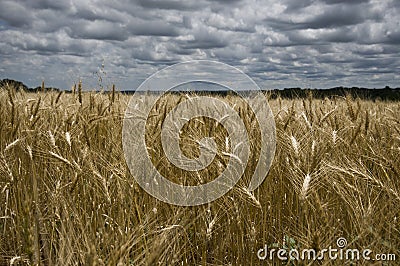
[0,0,399,90]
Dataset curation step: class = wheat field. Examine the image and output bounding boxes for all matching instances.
[0,84,399,265]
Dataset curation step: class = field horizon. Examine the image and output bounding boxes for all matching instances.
[2,78,400,102]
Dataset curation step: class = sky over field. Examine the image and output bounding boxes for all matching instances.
[0,0,399,90]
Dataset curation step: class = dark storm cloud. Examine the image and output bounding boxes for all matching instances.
[73,9,119,22]
[207,0,243,3]
[66,20,128,41]
[26,0,72,11]
[135,0,202,10]
[352,57,398,69]
[385,31,400,45]
[321,0,370,5]
[0,1,33,27]
[268,4,381,31]
[284,0,370,12]
[180,39,228,49]
[319,29,356,43]
[0,0,399,89]
[283,0,314,12]
[303,8,376,29]
[128,20,181,36]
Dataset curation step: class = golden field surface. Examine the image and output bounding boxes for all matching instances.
[0,86,399,265]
